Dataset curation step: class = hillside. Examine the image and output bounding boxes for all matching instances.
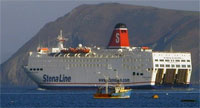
[1,3,199,86]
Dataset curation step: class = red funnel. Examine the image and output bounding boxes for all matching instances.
[108,23,130,48]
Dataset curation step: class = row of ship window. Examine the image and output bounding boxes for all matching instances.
[155,59,190,62]
[122,58,151,62]
[30,68,43,71]
[132,72,143,76]
[34,58,151,63]
[38,64,151,70]
[122,64,153,71]
[67,64,108,67]
[37,59,108,62]
[122,65,142,70]
[155,64,191,68]
[66,64,147,69]
[156,54,188,57]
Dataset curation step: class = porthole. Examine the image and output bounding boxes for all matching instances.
[137,73,139,76]
[30,68,32,71]
[140,73,143,76]
[40,68,43,71]
[133,72,135,76]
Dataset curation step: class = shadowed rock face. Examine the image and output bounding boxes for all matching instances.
[1,3,199,86]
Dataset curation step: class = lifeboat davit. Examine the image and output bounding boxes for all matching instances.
[61,49,69,53]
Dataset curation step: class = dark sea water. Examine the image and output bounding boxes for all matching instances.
[1,85,199,108]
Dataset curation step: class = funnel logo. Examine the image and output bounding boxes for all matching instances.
[115,33,120,43]
[108,23,130,48]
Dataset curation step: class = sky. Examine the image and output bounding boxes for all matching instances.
[1,0,199,63]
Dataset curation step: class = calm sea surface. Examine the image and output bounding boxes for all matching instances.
[1,85,199,108]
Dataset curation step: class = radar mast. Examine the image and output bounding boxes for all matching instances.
[57,30,68,51]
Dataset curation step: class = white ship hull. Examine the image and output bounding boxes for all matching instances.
[24,49,192,89]
[24,23,192,89]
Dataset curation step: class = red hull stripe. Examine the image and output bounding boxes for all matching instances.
[40,81,155,85]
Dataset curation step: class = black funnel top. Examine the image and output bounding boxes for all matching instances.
[115,23,127,28]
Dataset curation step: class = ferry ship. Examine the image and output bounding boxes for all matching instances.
[24,23,192,89]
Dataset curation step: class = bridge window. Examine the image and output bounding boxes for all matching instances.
[187,65,191,68]
[171,65,175,67]
[176,65,180,67]
[176,60,180,62]
[155,64,159,67]
[155,59,158,61]
[165,60,170,62]
[187,60,190,62]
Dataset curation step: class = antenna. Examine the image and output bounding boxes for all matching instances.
[47,35,49,48]
[60,30,63,37]
[170,44,173,52]
[115,70,121,85]
[37,35,41,51]
[97,71,109,94]
[57,29,68,51]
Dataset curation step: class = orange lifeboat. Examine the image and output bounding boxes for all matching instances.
[77,48,90,53]
[141,46,149,50]
[37,48,49,54]
[69,48,78,53]
[82,48,90,53]
[38,48,49,52]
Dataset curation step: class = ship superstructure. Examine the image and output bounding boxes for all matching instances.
[24,23,192,89]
